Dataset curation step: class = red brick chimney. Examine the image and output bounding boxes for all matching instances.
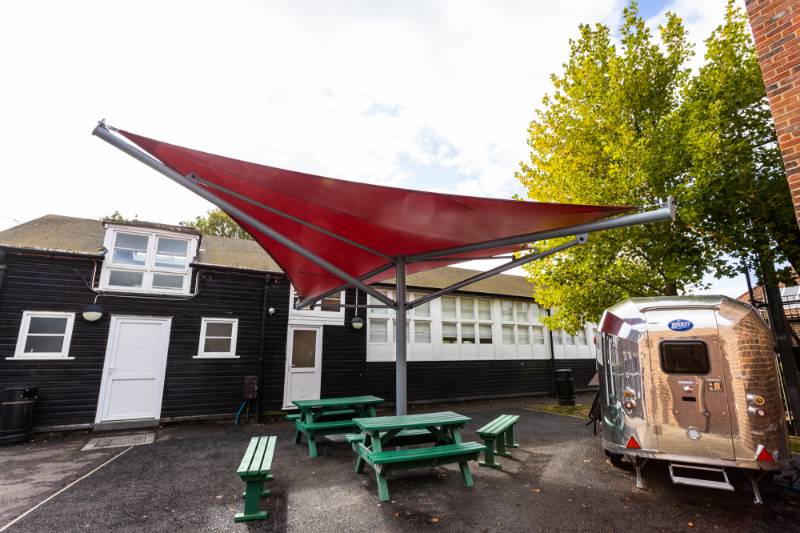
[745,0,800,227]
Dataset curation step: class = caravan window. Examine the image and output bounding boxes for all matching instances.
[660,341,709,374]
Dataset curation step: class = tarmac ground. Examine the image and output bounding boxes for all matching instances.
[1,394,799,532]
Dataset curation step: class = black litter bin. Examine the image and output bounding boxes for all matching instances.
[0,387,38,444]
[555,369,575,406]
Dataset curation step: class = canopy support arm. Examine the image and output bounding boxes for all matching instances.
[406,235,587,310]
[294,261,394,310]
[405,198,675,263]
[92,122,396,308]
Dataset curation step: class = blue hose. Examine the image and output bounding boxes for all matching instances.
[235,400,248,425]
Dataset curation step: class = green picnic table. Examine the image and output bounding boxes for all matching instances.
[291,395,384,457]
[349,411,485,501]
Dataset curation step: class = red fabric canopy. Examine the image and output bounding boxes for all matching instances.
[120,130,631,302]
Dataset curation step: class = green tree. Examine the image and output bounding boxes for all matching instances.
[516,2,720,333]
[680,1,800,282]
[181,208,252,240]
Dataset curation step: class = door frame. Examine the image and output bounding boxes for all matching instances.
[282,324,323,409]
[95,315,172,424]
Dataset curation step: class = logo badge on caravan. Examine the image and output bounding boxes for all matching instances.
[667,319,694,332]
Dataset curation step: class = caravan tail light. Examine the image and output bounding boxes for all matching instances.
[754,444,774,463]
[626,435,641,449]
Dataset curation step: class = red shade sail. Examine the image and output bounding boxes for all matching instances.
[119,130,631,302]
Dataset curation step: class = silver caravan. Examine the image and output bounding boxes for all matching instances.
[597,295,789,503]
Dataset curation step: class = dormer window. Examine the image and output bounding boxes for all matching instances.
[100,226,198,294]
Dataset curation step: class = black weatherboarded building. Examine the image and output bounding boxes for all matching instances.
[0,215,597,431]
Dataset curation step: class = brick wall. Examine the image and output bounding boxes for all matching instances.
[746,0,800,226]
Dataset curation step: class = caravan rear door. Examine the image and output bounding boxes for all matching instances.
[644,308,734,460]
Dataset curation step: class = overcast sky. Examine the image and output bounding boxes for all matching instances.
[0,0,748,296]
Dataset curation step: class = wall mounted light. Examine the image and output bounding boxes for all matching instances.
[82,302,104,322]
[351,316,364,330]
[268,307,276,316]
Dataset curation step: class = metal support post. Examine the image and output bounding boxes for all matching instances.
[395,257,407,415]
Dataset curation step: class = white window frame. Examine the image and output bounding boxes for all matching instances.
[99,226,198,295]
[10,311,75,360]
[288,286,346,325]
[194,318,239,359]
[367,291,432,345]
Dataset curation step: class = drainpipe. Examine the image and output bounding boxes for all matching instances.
[256,275,271,423]
[547,308,556,397]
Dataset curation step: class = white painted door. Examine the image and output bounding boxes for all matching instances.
[96,316,172,423]
[283,325,322,408]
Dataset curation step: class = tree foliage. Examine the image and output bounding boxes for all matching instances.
[181,209,252,240]
[516,1,798,333]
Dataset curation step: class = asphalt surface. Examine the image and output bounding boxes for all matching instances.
[2,397,800,532]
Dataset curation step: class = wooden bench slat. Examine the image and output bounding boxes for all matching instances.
[248,437,269,474]
[369,442,485,464]
[237,437,261,475]
[477,414,519,436]
[257,436,277,474]
[300,419,356,430]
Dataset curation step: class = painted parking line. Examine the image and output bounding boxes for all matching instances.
[0,447,132,532]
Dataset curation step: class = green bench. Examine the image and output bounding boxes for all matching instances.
[295,419,357,457]
[235,436,276,522]
[292,395,384,457]
[358,442,485,501]
[476,414,520,468]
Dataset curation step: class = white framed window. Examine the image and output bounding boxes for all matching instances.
[289,286,346,325]
[368,291,431,344]
[501,299,536,346]
[11,311,75,360]
[195,318,239,358]
[532,325,546,345]
[564,332,576,346]
[552,330,563,345]
[575,328,588,345]
[100,226,197,295]
[440,295,493,345]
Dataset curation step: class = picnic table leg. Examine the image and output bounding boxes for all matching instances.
[307,432,318,458]
[506,426,519,448]
[496,433,511,458]
[368,405,377,417]
[479,438,501,468]
[355,455,365,474]
[294,425,302,444]
[459,461,475,487]
[235,479,268,522]
[375,469,390,502]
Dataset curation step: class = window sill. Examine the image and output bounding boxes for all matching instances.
[6,356,75,361]
[192,355,240,359]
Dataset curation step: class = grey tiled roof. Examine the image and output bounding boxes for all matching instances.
[0,215,535,298]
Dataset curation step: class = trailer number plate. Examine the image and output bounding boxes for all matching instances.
[707,380,723,392]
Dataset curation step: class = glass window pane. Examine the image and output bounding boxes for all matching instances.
[27,316,67,335]
[479,324,492,344]
[531,305,540,321]
[369,292,388,315]
[502,325,514,345]
[115,233,149,250]
[24,335,64,353]
[576,330,588,345]
[532,326,545,345]
[442,297,457,320]
[369,319,388,343]
[415,299,430,318]
[442,322,457,344]
[564,333,575,345]
[553,332,563,345]
[501,301,514,322]
[461,323,475,344]
[157,237,188,255]
[320,293,341,312]
[108,270,144,288]
[414,321,430,343]
[152,273,184,289]
[113,248,148,266]
[661,341,709,374]
[291,329,317,368]
[206,321,233,337]
[204,337,232,353]
[517,326,529,345]
[478,300,491,321]
[460,298,475,320]
[516,302,529,322]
